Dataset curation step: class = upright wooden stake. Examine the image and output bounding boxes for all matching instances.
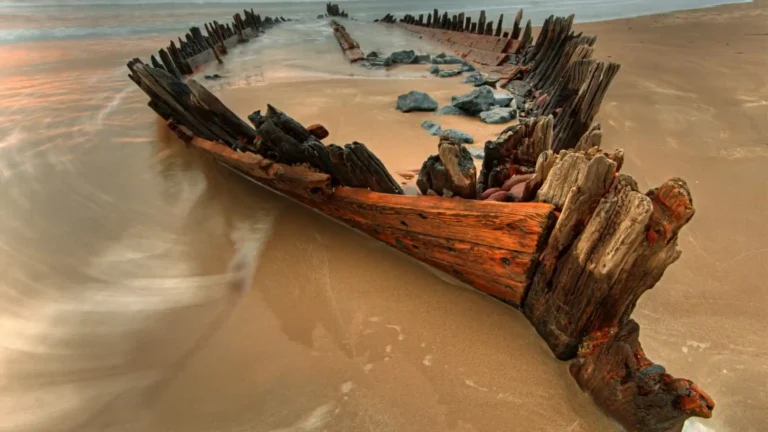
[495,14,504,37]
[512,9,524,39]
[477,10,486,35]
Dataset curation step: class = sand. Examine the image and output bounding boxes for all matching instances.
[0,2,765,431]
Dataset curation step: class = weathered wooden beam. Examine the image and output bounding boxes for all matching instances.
[158,48,181,79]
[477,10,486,35]
[512,9,524,40]
[495,14,504,37]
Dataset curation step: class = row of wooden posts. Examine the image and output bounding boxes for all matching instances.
[147,8,288,79]
[326,2,349,18]
[398,8,528,40]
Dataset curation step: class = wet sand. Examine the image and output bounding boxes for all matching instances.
[0,2,766,431]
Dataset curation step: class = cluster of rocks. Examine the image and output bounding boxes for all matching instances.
[362,49,431,68]
[448,86,518,124]
[396,86,518,125]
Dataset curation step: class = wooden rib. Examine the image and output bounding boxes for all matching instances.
[317,187,554,254]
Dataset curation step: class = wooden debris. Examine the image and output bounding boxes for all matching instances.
[571,320,714,432]
[331,20,365,62]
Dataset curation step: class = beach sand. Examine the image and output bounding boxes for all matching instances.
[0,1,765,431]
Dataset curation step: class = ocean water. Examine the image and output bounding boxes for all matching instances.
[0,0,752,44]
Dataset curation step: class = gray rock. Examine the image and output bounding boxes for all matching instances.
[366,51,380,59]
[365,56,393,68]
[438,69,462,78]
[436,105,467,116]
[390,50,417,64]
[484,74,501,88]
[493,92,513,108]
[514,95,526,111]
[428,64,440,75]
[468,147,485,159]
[451,86,496,116]
[432,52,465,65]
[421,120,442,136]
[479,107,517,124]
[396,91,438,112]
[507,80,533,98]
[317,14,324,19]
[460,63,475,72]
[417,54,431,64]
[463,72,485,86]
[441,129,473,144]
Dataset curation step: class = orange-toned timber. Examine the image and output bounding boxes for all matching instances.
[170,129,554,305]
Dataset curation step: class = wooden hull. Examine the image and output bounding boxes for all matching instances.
[186,134,554,305]
[127,6,715,426]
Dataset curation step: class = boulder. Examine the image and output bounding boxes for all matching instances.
[307,124,329,140]
[317,14,324,19]
[417,54,431,64]
[441,129,473,144]
[484,74,501,88]
[463,72,485,86]
[438,69,462,78]
[428,64,440,75]
[479,107,517,124]
[451,86,496,116]
[432,52,465,65]
[390,50,417,64]
[417,141,477,199]
[468,147,485,159]
[366,56,393,68]
[421,120,442,136]
[514,95,526,111]
[493,92,513,107]
[396,91,438,112]
[436,105,467,116]
[366,51,380,59]
[460,63,475,72]
[507,80,533,98]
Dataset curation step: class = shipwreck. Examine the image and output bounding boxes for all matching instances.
[126,5,715,432]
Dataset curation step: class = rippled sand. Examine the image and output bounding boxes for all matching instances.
[0,3,766,431]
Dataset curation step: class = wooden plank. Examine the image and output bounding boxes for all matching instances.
[317,187,554,254]
[351,222,536,284]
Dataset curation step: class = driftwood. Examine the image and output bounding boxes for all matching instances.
[571,320,714,432]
